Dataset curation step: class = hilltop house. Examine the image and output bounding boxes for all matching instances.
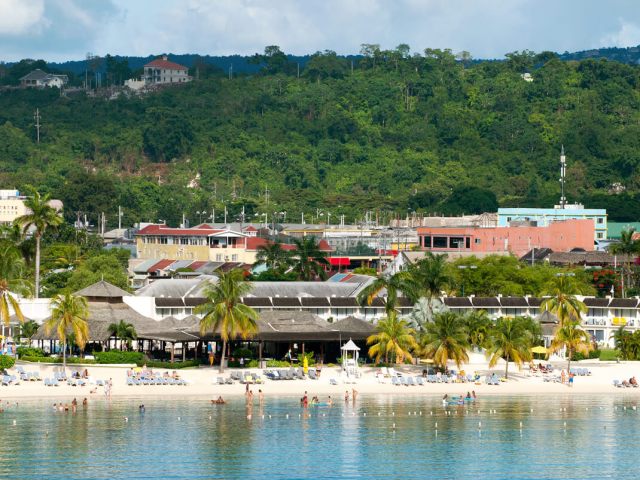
[20,69,68,88]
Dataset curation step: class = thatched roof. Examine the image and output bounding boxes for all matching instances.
[256,311,337,341]
[331,316,375,340]
[74,280,130,299]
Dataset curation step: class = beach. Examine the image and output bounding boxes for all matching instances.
[3,358,640,400]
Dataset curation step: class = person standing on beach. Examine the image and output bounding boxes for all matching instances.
[568,372,574,387]
[352,389,358,405]
[344,390,349,403]
[561,370,566,385]
[258,389,264,405]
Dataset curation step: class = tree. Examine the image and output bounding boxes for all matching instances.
[609,228,640,296]
[15,188,63,298]
[45,293,89,372]
[108,320,137,351]
[196,269,258,373]
[486,317,533,378]
[291,237,329,281]
[550,320,592,373]
[540,275,588,326]
[463,310,492,351]
[254,241,290,271]
[64,254,130,293]
[357,271,412,317]
[18,320,39,342]
[421,312,470,369]
[0,244,31,326]
[366,313,418,364]
[405,252,450,320]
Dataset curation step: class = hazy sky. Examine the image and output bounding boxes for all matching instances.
[1,0,640,62]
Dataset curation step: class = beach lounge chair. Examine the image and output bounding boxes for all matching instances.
[127,378,135,386]
[329,378,338,386]
[308,370,317,380]
[416,376,425,386]
[96,379,105,387]
[391,376,400,386]
[406,376,416,386]
[51,378,59,387]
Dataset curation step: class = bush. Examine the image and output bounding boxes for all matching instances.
[94,351,144,364]
[232,347,254,359]
[17,347,46,359]
[266,360,292,367]
[571,349,601,362]
[600,349,619,361]
[0,355,15,370]
[138,360,199,369]
[21,356,96,364]
[246,359,259,368]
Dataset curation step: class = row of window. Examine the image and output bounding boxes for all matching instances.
[421,236,473,249]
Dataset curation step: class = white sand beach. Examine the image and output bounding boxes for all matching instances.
[3,358,640,401]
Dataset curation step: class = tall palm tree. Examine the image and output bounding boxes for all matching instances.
[357,271,413,317]
[18,320,39,343]
[550,320,592,373]
[196,269,258,373]
[463,310,492,351]
[609,228,640,297]
[420,312,469,369]
[611,326,632,360]
[45,293,89,372]
[540,275,587,327]
[291,236,329,281]
[486,317,533,378]
[15,189,63,298]
[0,244,31,327]
[108,320,137,351]
[405,252,450,319]
[254,241,291,271]
[366,313,418,364]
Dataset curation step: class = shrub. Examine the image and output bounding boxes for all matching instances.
[21,356,96,364]
[94,351,144,364]
[138,359,199,369]
[246,359,259,368]
[571,349,600,362]
[17,347,46,359]
[232,347,254,359]
[297,352,316,366]
[266,360,292,367]
[599,349,619,361]
[0,355,15,370]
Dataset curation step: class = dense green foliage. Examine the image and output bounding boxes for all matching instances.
[2,47,640,226]
[93,351,144,364]
[0,354,16,369]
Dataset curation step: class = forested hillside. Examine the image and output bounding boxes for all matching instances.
[1,47,640,227]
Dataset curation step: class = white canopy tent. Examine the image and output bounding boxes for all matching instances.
[341,339,360,378]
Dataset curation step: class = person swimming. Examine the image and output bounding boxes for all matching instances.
[139,404,145,413]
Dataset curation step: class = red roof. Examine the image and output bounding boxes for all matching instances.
[318,239,333,252]
[246,237,268,250]
[189,261,207,270]
[244,225,258,232]
[144,57,188,71]
[137,224,224,236]
[147,259,174,272]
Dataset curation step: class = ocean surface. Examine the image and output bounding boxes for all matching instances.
[0,394,638,479]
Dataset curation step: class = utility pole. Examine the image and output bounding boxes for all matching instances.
[264,185,270,206]
[101,212,106,238]
[118,205,122,230]
[559,145,567,209]
[34,108,41,144]
[229,64,233,80]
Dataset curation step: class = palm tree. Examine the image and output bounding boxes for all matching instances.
[0,244,32,327]
[108,320,137,351]
[357,271,413,317]
[15,188,63,298]
[291,236,329,281]
[45,293,89,372]
[486,317,533,378]
[18,320,39,343]
[196,269,258,373]
[405,252,450,319]
[609,228,640,297]
[366,313,418,364]
[254,241,291,271]
[463,310,492,351]
[550,320,592,373]
[540,275,588,327]
[611,326,632,359]
[420,312,469,369]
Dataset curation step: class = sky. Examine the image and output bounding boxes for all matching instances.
[1,0,640,62]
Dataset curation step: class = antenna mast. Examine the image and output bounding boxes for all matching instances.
[34,109,41,144]
[559,145,566,209]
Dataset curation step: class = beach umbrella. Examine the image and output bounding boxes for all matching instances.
[531,346,548,354]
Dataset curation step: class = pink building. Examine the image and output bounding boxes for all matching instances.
[417,219,594,257]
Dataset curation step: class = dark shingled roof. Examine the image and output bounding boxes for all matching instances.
[500,297,528,307]
[184,297,206,307]
[301,297,330,307]
[397,297,414,307]
[443,297,472,307]
[583,298,610,307]
[272,297,302,307]
[472,297,500,307]
[369,298,386,308]
[241,297,273,307]
[609,298,638,308]
[155,297,185,307]
[330,297,359,307]
[527,297,543,307]
[256,311,335,341]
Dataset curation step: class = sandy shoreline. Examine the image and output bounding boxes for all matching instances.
[2,359,640,401]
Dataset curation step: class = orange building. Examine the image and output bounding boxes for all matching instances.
[417,219,594,257]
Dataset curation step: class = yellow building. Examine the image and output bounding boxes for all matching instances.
[0,190,29,225]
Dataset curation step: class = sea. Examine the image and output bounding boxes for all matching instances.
[0,394,637,479]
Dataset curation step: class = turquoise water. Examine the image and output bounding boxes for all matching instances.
[0,394,638,479]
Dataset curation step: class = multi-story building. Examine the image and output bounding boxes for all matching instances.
[142,55,191,85]
[497,205,607,241]
[417,218,594,258]
[19,69,68,88]
[0,189,63,225]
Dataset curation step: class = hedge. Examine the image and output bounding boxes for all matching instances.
[0,355,15,370]
[20,356,96,364]
[16,347,45,359]
[93,351,144,364]
[138,360,200,369]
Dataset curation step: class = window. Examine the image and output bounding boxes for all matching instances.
[216,254,222,261]
[449,237,465,249]
[465,237,471,249]
[474,238,481,244]
[597,218,604,224]
[231,254,238,262]
[433,237,447,248]
[423,236,432,248]
[597,232,604,239]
